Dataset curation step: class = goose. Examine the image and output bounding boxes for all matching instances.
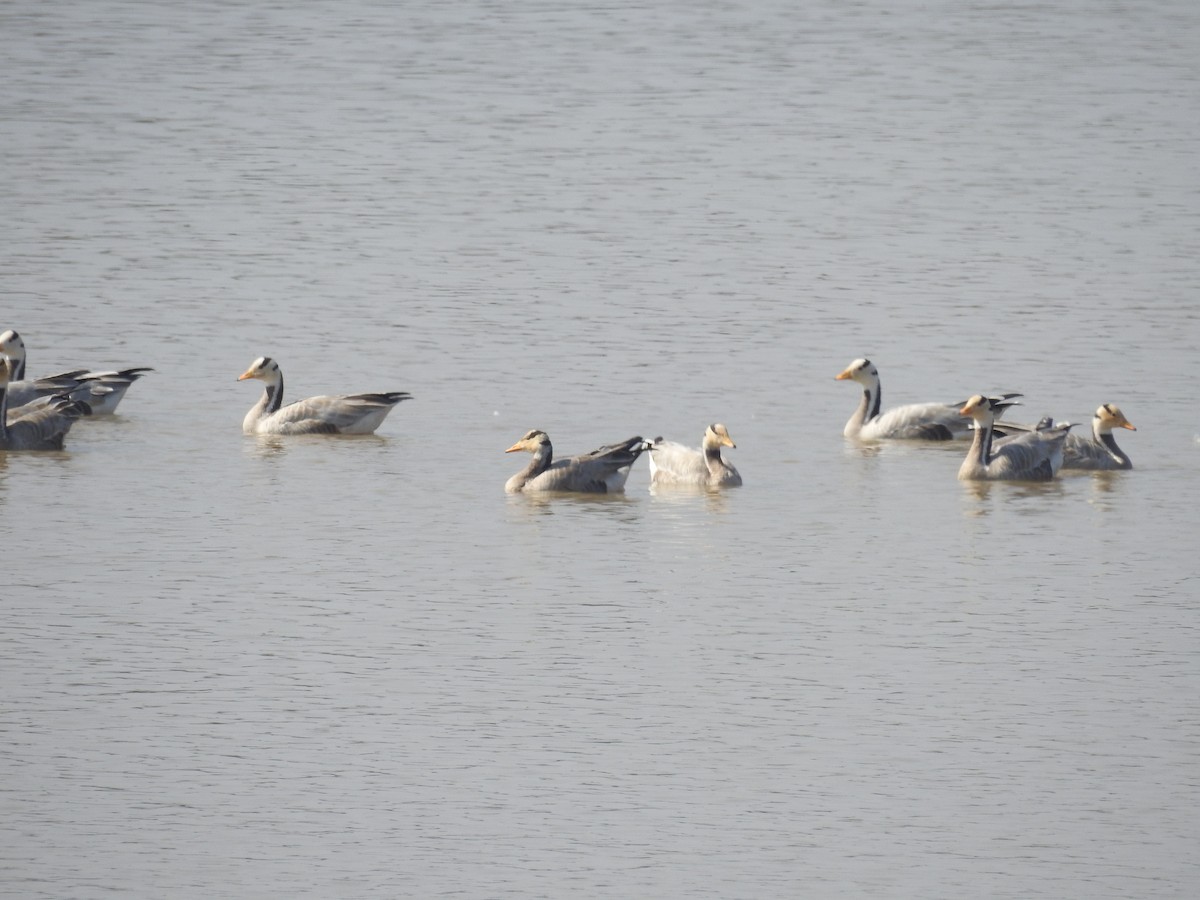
[0,358,92,450]
[238,356,411,435]
[992,403,1137,471]
[504,430,647,493]
[647,423,742,488]
[1064,404,1137,470]
[957,394,1073,481]
[835,358,972,440]
[0,329,153,414]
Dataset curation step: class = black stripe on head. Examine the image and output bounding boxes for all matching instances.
[1101,403,1115,416]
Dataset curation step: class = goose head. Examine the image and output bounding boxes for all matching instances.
[1096,403,1136,433]
[505,429,551,455]
[238,357,282,383]
[959,394,1023,422]
[834,358,879,386]
[0,330,24,356]
[704,423,736,449]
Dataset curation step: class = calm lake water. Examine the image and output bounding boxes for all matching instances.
[3,1,1199,897]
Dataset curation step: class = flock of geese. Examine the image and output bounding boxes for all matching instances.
[499,358,1137,493]
[0,333,1137,491]
[0,330,153,450]
[833,357,1136,481]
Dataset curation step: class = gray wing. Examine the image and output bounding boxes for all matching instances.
[866,403,970,440]
[4,396,91,449]
[5,371,93,408]
[1062,432,1130,470]
[991,431,1067,480]
[262,392,411,434]
[69,368,155,414]
[528,436,647,492]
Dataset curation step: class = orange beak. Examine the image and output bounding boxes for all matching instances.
[504,442,524,453]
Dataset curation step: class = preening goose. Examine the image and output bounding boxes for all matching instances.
[648,423,742,488]
[0,358,92,450]
[957,394,1073,481]
[835,358,970,440]
[238,356,412,435]
[993,403,1137,471]
[0,329,152,414]
[504,430,647,493]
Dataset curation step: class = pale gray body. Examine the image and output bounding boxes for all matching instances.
[648,423,742,488]
[958,395,1071,481]
[505,430,647,493]
[836,358,970,440]
[239,356,411,435]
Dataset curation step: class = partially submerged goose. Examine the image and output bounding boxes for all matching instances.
[0,358,92,450]
[835,358,970,440]
[504,430,647,493]
[238,356,412,435]
[0,329,152,414]
[648,423,742,488]
[957,394,1072,481]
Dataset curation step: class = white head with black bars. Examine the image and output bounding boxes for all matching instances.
[834,358,879,386]
[237,357,282,383]
[505,429,552,457]
[959,393,1023,421]
[1096,403,1136,433]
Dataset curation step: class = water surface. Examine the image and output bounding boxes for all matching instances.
[3,1,1198,897]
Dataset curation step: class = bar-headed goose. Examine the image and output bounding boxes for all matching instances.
[238,356,412,435]
[505,430,647,493]
[0,329,152,414]
[993,403,1137,471]
[1062,404,1137,470]
[957,394,1073,481]
[648,423,742,488]
[0,358,92,450]
[835,358,971,440]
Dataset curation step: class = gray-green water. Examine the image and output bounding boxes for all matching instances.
[3,1,1198,897]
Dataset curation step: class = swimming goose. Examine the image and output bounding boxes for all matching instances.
[835,358,971,440]
[238,356,412,435]
[648,423,742,488]
[504,430,647,493]
[0,358,92,450]
[957,394,1072,481]
[993,403,1137,471]
[1063,404,1137,470]
[0,329,153,414]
